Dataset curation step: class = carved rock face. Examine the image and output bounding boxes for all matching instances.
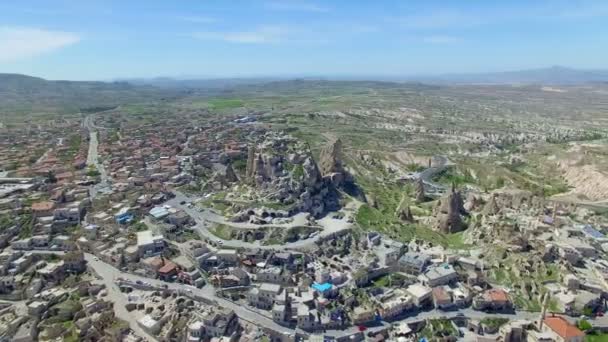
[482,194,500,216]
[415,178,425,202]
[319,138,344,176]
[233,135,345,221]
[434,187,467,233]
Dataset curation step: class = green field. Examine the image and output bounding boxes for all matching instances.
[208,98,244,109]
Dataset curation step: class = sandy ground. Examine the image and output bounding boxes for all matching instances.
[554,143,608,202]
[559,163,608,201]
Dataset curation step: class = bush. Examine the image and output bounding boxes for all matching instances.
[578,319,592,331]
[87,169,100,177]
[232,159,247,171]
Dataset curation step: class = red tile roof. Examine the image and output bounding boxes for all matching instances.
[158,261,178,274]
[432,287,451,302]
[544,316,584,339]
[486,288,509,302]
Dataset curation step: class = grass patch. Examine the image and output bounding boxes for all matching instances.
[373,275,390,287]
[356,204,471,249]
[208,98,244,110]
[421,318,458,339]
[129,221,149,232]
[265,236,282,245]
[181,230,201,241]
[586,332,608,342]
[481,317,509,330]
[292,164,304,180]
[209,224,233,240]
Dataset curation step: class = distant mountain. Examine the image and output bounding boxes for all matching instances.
[122,67,608,87]
[0,73,175,115]
[122,77,278,89]
[0,73,138,94]
[412,66,608,85]
[3,67,607,117]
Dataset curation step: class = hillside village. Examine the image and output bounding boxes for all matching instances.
[2,104,608,342]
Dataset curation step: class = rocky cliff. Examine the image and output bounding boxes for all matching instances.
[318,138,353,186]
[433,185,467,233]
[232,133,341,221]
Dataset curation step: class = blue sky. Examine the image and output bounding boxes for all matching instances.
[0,0,607,80]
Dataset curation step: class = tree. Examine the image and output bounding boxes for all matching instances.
[46,170,57,183]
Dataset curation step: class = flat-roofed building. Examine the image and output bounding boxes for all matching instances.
[136,230,165,257]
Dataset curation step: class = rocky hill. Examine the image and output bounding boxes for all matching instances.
[0,73,175,116]
[231,133,352,222]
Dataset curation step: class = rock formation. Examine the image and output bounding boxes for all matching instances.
[482,194,500,216]
[231,132,341,221]
[318,138,352,186]
[464,192,481,212]
[398,206,414,222]
[210,163,238,189]
[367,194,378,209]
[415,178,425,202]
[319,138,344,175]
[245,145,256,181]
[492,189,544,210]
[434,185,467,233]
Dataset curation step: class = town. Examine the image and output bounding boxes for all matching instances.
[2,98,608,342]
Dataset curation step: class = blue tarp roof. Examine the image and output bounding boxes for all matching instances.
[116,214,133,224]
[311,282,332,292]
[583,224,605,239]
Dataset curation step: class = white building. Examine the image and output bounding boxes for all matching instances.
[406,284,433,306]
[419,264,458,287]
[136,230,165,257]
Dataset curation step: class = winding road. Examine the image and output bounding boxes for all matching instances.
[76,130,539,339]
[86,252,541,340]
[167,190,357,251]
[167,156,449,250]
[413,155,451,194]
[82,252,542,341]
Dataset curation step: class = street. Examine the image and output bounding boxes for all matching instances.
[86,255,158,341]
[167,190,356,251]
[82,253,542,340]
[84,254,296,339]
[84,114,111,197]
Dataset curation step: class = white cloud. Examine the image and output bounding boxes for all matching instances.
[0,27,80,62]
[192,26,290,44]
[264,1,329,13]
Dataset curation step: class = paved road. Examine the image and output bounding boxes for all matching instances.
[85,253,542,339]
[167,190,356,251]
[16,251,546,340]
[166,155,450,250]
[85,254,164,341]
[84,115,111,197]
[415,155,450,194]
[322,308,540,338]
[84,254,296,339]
